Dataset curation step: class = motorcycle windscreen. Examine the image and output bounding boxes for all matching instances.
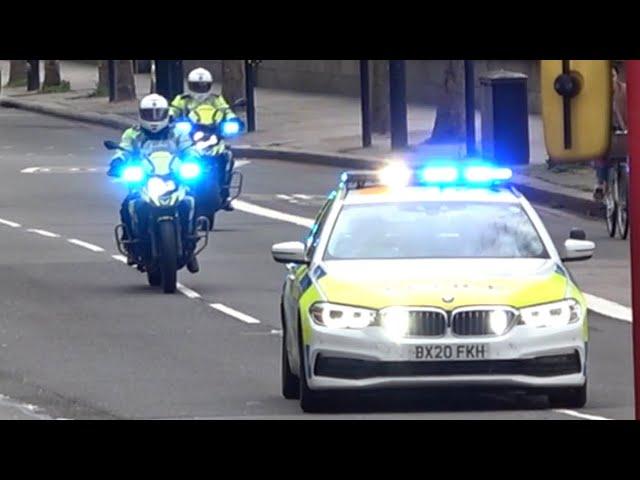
[147,151,175,176]
[188,104,224,126]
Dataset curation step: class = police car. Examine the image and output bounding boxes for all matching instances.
[272,162,595,413]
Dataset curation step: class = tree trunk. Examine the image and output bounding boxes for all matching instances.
[221,60,245,104]
[8,60,27,85]
[371,60,389,134]
[115,60,136,102]
[97,60,109,91]
[428,60,466,143]
[43,60,61,87]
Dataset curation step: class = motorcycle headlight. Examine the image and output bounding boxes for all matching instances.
[122,165,145,183]
[309,302,376,329]
[519,299,583,328]
[179,162,202,180]
[221,119,241,137]
[146,177,176,202]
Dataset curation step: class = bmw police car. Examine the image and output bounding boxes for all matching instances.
[272,162,595,413]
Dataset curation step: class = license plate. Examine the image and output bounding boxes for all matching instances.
[411,344,489,361]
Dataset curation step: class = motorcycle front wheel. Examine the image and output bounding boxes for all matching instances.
[158,220,178,294]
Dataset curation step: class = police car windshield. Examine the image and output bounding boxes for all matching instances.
[324,201,548,260]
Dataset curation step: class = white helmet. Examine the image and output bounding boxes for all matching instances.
[139,94,169,133]
[187,68,213,102]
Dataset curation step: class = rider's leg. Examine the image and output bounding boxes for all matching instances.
[180,196,200,273]
[221,150,235,211]
[593,157,610,201]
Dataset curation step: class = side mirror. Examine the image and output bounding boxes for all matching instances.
[561,238,595,262]
[569,228,586,240]
[104,140,120,150]
[272,241,308,264]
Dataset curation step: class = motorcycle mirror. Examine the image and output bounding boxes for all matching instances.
[104,140,120,150]
[232,98,247,109]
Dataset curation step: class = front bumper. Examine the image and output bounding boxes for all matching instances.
[304,320,587,391]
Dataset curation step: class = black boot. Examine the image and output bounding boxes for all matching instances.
[187,255,199,273]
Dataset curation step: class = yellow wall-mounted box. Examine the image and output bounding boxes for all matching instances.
[541,60,612,162]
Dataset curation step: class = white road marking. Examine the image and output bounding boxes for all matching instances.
[232,199,313,228]
[67,239,105,252]
[45,146,55,150]
[235,160,251,168]
[26,229,60,238]
[209,303,261,324]
[21,167,40,173]
[41,168,50,172]
[277,194,293,201]
[1,145,14,150]
[0,394,55,420]
[293,194,312,200]
[70,167,79,172]
[553,409,610,420]
[0,218,21,228]
[177,283,202,299]
[112,254,128,263]
[584,293,632,322]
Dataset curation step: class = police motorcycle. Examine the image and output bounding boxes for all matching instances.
[173,101,245,229]
[104,140,211,294]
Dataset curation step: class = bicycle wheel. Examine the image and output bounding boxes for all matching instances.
[617,161,629,239]
[605,167,618,238]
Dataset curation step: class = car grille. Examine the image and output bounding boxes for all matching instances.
[451,309,518,336]
[407,310,447,337]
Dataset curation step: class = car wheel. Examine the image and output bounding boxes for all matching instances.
[281,302,299,399]
[548,383,587,409]
[298,317,324,413]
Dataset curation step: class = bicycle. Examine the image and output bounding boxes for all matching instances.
[604,131,629,239]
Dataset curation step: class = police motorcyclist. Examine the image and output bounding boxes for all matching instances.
[107,93,201,273]
[169,67,244,212]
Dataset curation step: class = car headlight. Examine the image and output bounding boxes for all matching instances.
[379,307,411,339]
[519,299,582,328]
[309,302,376,329]
[146,177,176,202]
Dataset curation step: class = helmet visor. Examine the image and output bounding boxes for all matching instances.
[140,107,169,122]
[188,81,212,94]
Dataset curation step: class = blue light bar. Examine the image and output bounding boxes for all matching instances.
[420,166,459,183]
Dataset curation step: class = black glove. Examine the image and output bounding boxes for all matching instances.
[107,158,125,177]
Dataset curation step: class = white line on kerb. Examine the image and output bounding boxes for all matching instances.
[584,293,632,323]
[232,199,313,228]
[553,409,610,421]
[209,303,261,324]
[67,239,105,252]
[26,229,60,238]
[0,218,21,228]
[177,283,202,299]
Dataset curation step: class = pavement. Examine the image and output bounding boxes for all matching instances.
[0,61,632,420]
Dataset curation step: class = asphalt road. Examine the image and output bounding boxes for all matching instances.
[0,108,634,419]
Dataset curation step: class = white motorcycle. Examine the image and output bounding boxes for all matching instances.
[105,140,210,293]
